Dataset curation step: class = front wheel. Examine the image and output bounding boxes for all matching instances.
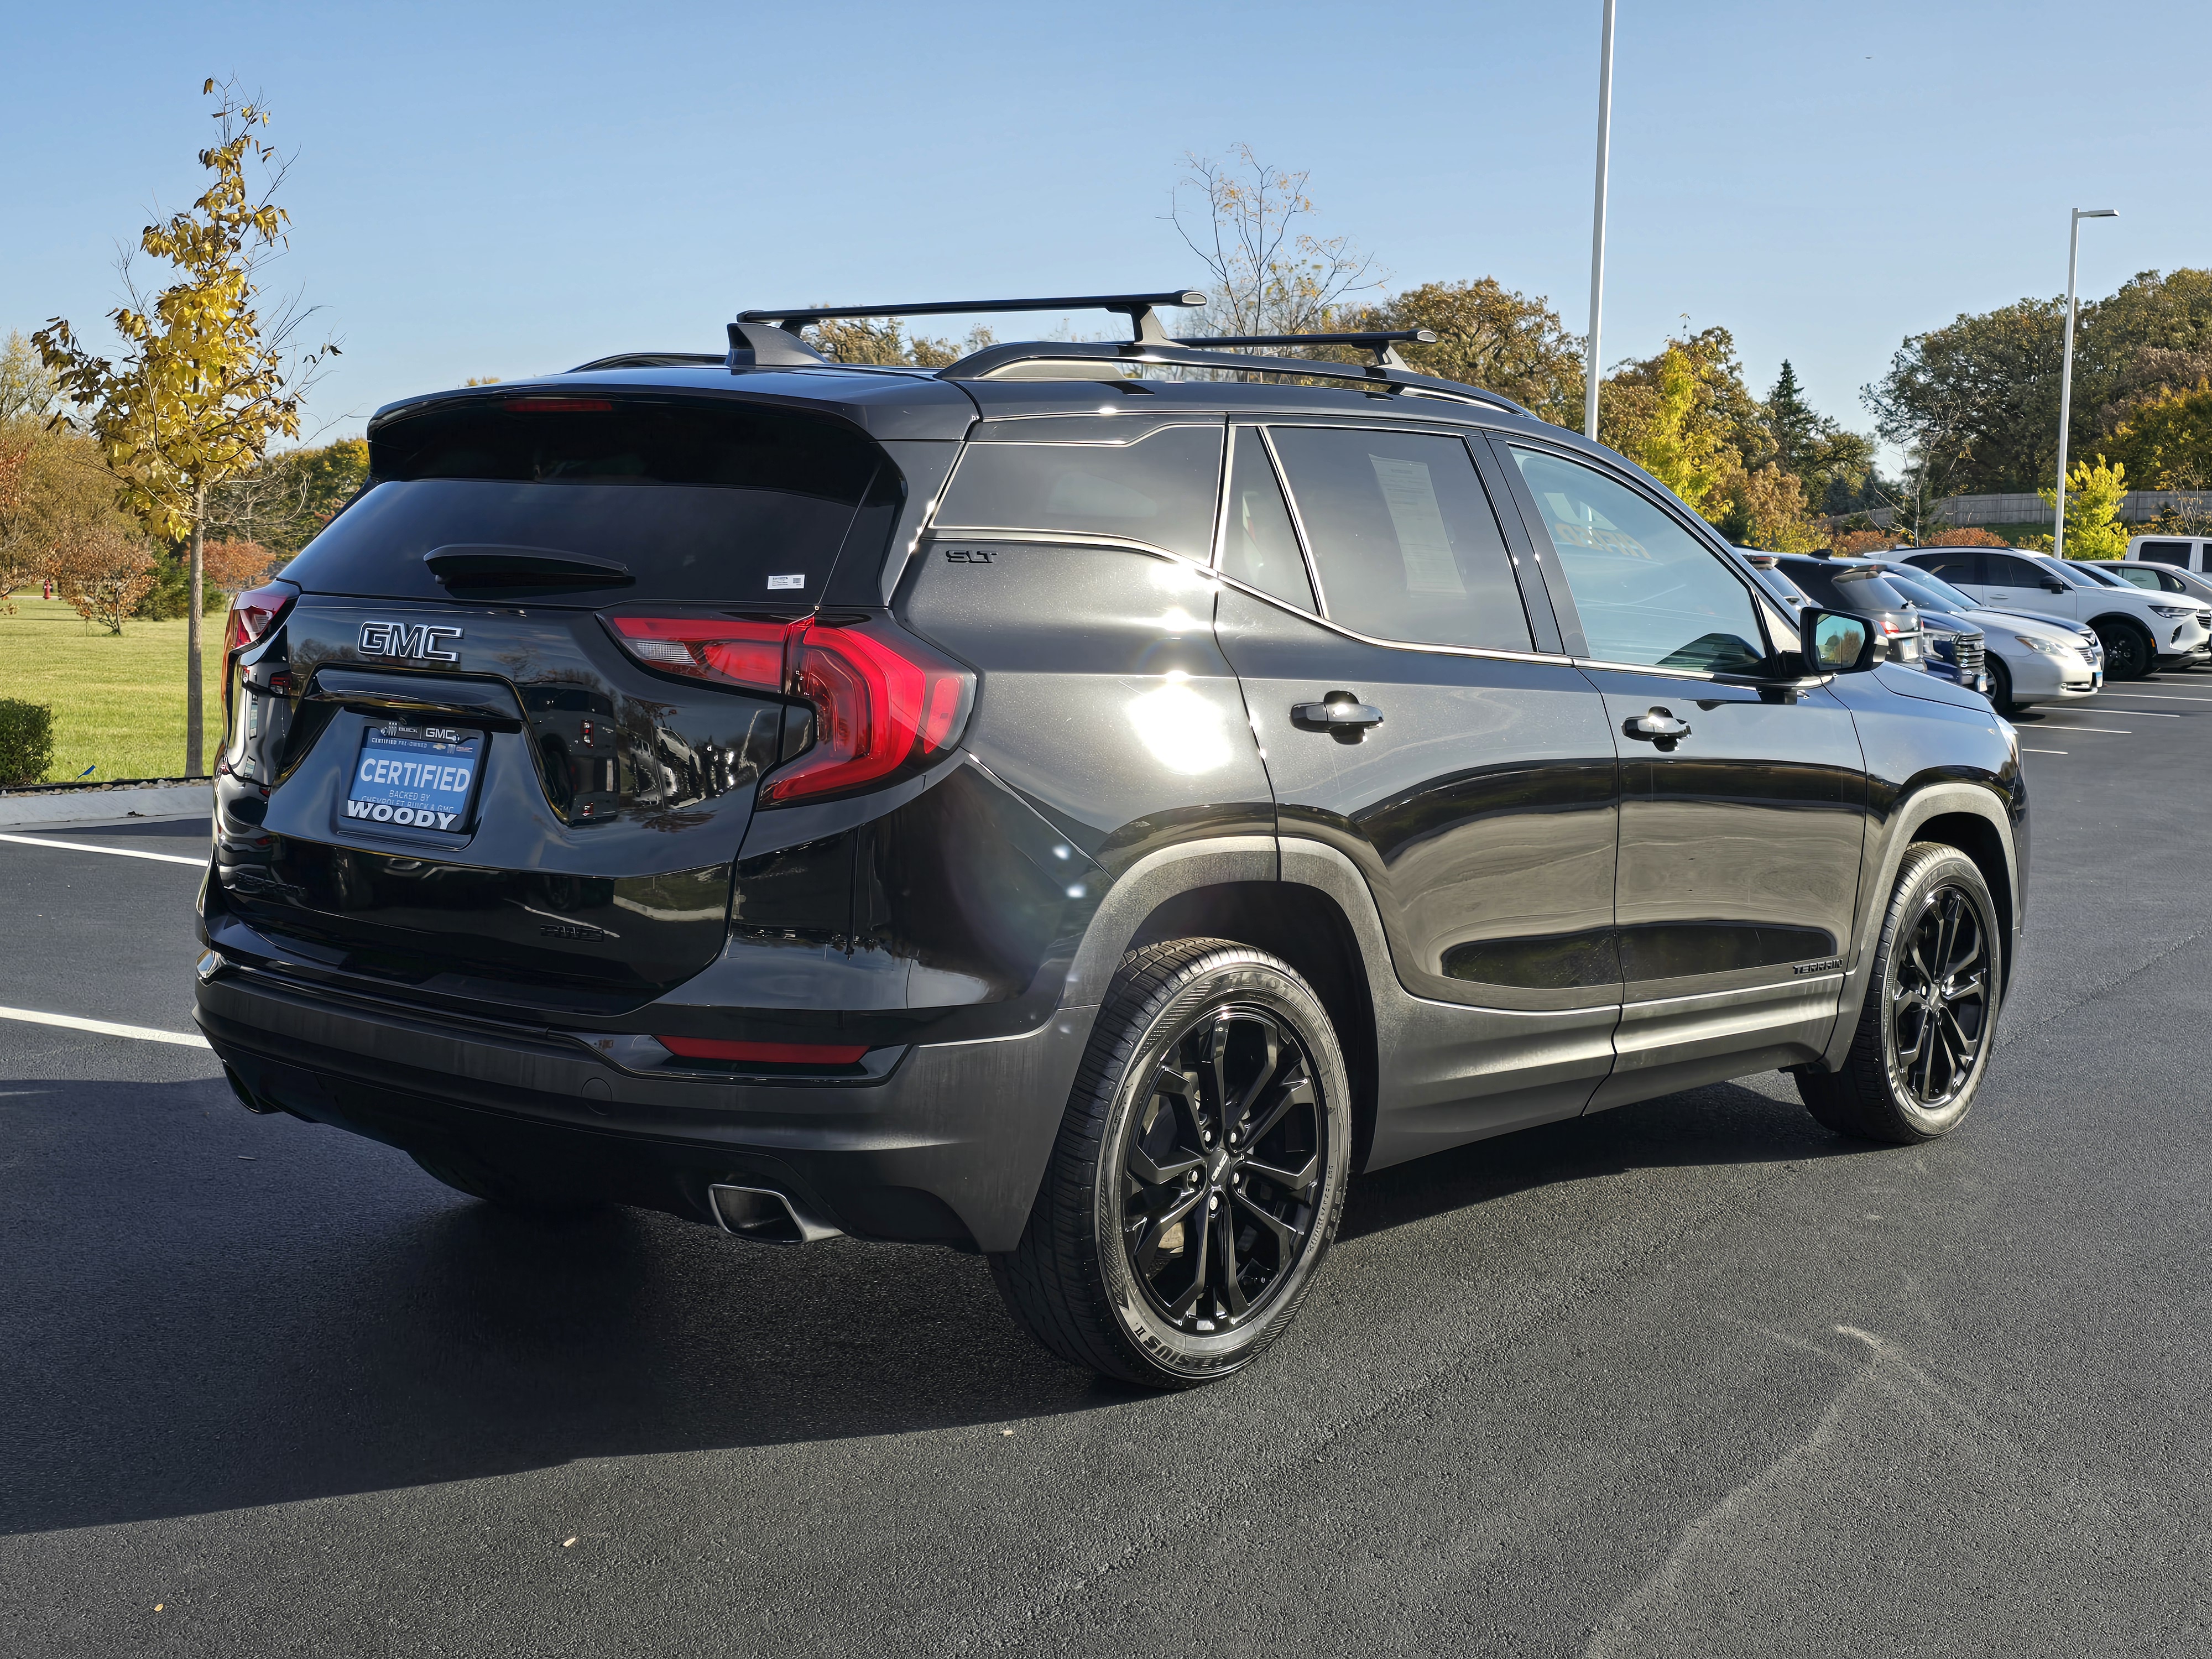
[1796,843,2001,1143]
[1985,656,2015,714]
[2094,621,2153,681]
[992,938,1352,1387]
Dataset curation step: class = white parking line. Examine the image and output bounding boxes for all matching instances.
[0,832,206,867]
[2100,691,2212,702]
[2029,726,2131,734]
[0,1005,210,1047]
[2021,748,2068,754]
[2093,707,2182,717]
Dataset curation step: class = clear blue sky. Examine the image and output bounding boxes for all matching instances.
[7,0,2205,451]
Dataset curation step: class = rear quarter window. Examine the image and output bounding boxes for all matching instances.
[930,422,1223,559]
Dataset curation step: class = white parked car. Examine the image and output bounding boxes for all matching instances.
[2088,558,2212,608]
[2126,533,2212,573]
[1870,564,2101,712]
[1901,547,2210,680]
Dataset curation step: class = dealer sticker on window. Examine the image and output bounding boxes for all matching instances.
[344,724,482,832]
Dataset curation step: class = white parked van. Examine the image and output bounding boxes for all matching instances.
[2127,534,2212,573]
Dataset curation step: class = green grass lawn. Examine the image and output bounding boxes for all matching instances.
[0,596,226,783]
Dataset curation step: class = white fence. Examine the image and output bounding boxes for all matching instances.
[1853,491,2212,530]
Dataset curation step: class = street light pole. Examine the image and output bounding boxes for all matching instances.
[1583,0,1616,441]
[2053,206,2117,557]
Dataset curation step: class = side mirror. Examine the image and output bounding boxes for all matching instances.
[2042,579,2069,592]
[1800,608,1878,673]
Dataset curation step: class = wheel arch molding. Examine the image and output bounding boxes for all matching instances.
[1815,780,2022,1077]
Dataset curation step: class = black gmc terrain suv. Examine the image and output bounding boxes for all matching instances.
[196,291,2026,1386]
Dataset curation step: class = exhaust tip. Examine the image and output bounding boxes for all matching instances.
[708,1182,841,1245]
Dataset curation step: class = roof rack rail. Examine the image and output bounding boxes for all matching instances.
[737,290,1207,344]
[936,338,1528,415]
[1174,329,1437,369]
[568,351,727,372]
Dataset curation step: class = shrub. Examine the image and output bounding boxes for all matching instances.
[51,524,157,632]
[0,698,55,786]
[1924,526,2010,547]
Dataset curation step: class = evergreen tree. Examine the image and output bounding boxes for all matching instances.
[1766,361,1819,480]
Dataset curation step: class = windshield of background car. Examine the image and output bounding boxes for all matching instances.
[289,396,897,602]
[1780,560,1918,615]
[2039,559,2101,588]
[1510,446,1766,672]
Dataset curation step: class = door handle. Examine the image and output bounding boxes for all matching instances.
[1623,707,1691,750]
[1291,691,1384,732]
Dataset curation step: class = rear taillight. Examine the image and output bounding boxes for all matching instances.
[227,580,299,654]
[604,613,974,805]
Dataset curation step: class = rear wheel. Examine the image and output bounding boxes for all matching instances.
[1796,844,2000,1144]
[409,1152,605,1219]
[2094,620,2153,680]
[992,938,1352,1387]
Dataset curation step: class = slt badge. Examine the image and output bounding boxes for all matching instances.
[358,620,463,661]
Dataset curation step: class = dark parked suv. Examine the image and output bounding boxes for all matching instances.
[195,292,2027,1386]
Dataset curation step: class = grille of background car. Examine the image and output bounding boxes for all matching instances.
[1954,637,1984,679]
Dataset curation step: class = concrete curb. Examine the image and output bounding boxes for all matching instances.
[0,782,213,829]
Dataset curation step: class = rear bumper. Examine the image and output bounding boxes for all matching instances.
[194,963,1096,1252]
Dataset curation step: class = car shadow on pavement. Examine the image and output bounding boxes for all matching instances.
[2,1070,1859,1536]
[1339,1074,1860,1243]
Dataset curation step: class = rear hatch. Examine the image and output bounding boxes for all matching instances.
[213,391,905,1013]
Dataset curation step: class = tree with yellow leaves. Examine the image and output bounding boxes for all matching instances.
[2042,457,2130,561]
[36,79,336,775]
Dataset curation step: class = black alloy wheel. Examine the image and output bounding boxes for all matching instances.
[2095,622,2151,680]
[1119,1004,1326,1335]
[993,938,1352,1387]
[1884,881,1990,1112]
[1796,843,2001,1144]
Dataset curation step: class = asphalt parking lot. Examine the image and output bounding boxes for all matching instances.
[5,676,2211,1658]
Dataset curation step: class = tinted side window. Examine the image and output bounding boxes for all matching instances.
[932,424,1222,559]
[1913,550,1983,585]
[1218,429,1316,611]
[1986,554,2050,586]
[2140,540,2191,566]
[1509,446,1766,673]
[1267,428,1531,650]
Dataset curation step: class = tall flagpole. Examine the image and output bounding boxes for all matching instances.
[1583,0,1616,440]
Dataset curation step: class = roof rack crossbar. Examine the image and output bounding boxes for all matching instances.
[737,290,1207,345]
[1174,328,1438,368]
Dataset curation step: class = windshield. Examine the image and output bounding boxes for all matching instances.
[2070,562,2126,587]
[2039,558,2101,588]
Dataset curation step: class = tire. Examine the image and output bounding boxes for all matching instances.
[409,1152,604,1219]
[2094,620,2154,681]
[992,938,1353,1388]
[1986,656,2014,714]
[1796,843,2001,1144]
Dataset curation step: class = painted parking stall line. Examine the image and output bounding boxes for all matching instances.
[0,832,207,867]
[0,1005,210,1047]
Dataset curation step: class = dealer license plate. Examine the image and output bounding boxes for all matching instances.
[343,724,482,833]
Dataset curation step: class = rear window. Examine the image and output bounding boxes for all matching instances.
[284,397,895,602]
[2139,540,2192,566]
[1781,561,1918,614]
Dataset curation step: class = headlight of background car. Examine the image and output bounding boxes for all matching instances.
[2013,634,2062,653]
[2151,604,2192,618]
